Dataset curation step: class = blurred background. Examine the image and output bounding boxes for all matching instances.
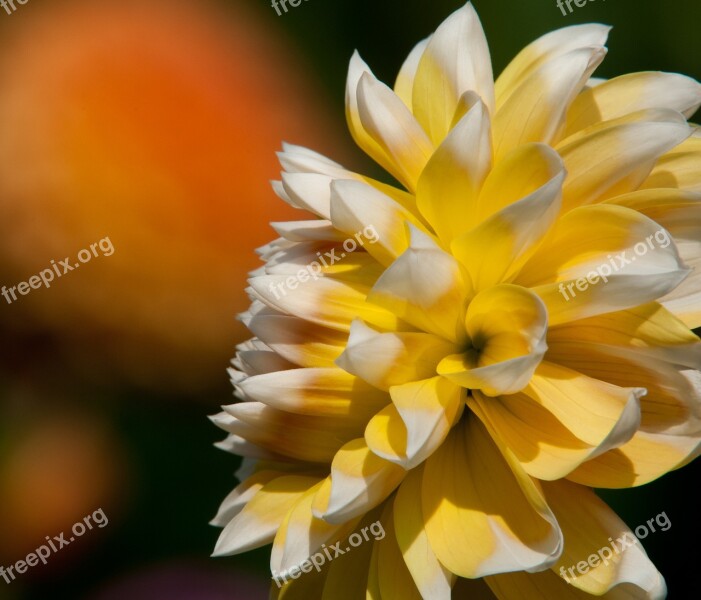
[0,0,698,598]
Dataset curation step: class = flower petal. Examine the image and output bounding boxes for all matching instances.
[212,474,321,557]
[210,469,282,527]
[605,190,701,323]
[475,142,565,222]
[365,402,407,464]
[320,510,382,600]
[244,312,348,368]
[249,273,401,333]
[422,416,562,578]
[277,143,352,178]
[565,72,701,136]
[312,438,405,525]
[368,226,469,343]
[389,376,465,469]
[412,2,494,144]
[660,246,701,328]
[239,367,388,418]
[568,426,701,489]
[469,391,612,481]
[641,130,701,193]
[222,402,365,463]
[416,98,492,244]
[281,172,344,220]
[369,502,423,600]
[493,46,606,161]
[451,154,564,291]
[336,319,458,391]
[486,568,662,599]
[524,362,642,450]
[329,179,429,266]
[357,71,433,191]
[393,467,455,600]
[518,205,690,326]
[346,52,401,182]
[394,37,430,109]
[271,482,361,577]
[543,479,667,599]
[495,24,611,108]
[556,109,691,209]
[546,302,701,370]
[437,285,548,396]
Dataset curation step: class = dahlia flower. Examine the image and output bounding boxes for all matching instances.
[211,4,701,598]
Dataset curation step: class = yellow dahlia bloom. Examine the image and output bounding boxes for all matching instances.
[211,4,701,598]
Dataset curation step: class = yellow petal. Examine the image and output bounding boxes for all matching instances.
[422,416,562,578]
[568,427,701,489]
[565,71,701,137]
[239,367,388,418]
[356,71,434,191]
[437,285,548,396]
[451,157,564,291]
[320,509,383,600]
[608,188,701,327]
[543,345,701,487]
[271,481,361,577]
[493,47,606,161]
[330,179,430,267]
[546,302,701,369]
[486,568,662,600]
[518,205,690,326]
[364,403,408,464]
[394,37,430,109]
[495,24,610,108]
[412,2,494,144]
[469,391,604,481]
[244,312,348,368]
[393,467,455,600]
[368,226,469,343]
[556,109,691,209]
[271,561,327,600]
[389,376,465,468]
[524,361,642,449]
[336,319,458,391]
[543,479,667,598]
[641,129,701,193]
[312,438,405,524]
[346,52,401,183]
[249,272,402,333]
[221,402,366,463]
[475,142,565,223]
[212,474,321,557]
[370,502,423,600]
[210,469,283,527]
[660,248,701,328]
[452,578,498,598]
[416,99,492,244]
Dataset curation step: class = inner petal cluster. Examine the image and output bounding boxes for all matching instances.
[437,284,549,396]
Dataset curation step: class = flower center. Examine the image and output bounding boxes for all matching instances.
[436,284,548,397]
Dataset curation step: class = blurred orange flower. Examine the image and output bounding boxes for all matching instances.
[0,0,346,393]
